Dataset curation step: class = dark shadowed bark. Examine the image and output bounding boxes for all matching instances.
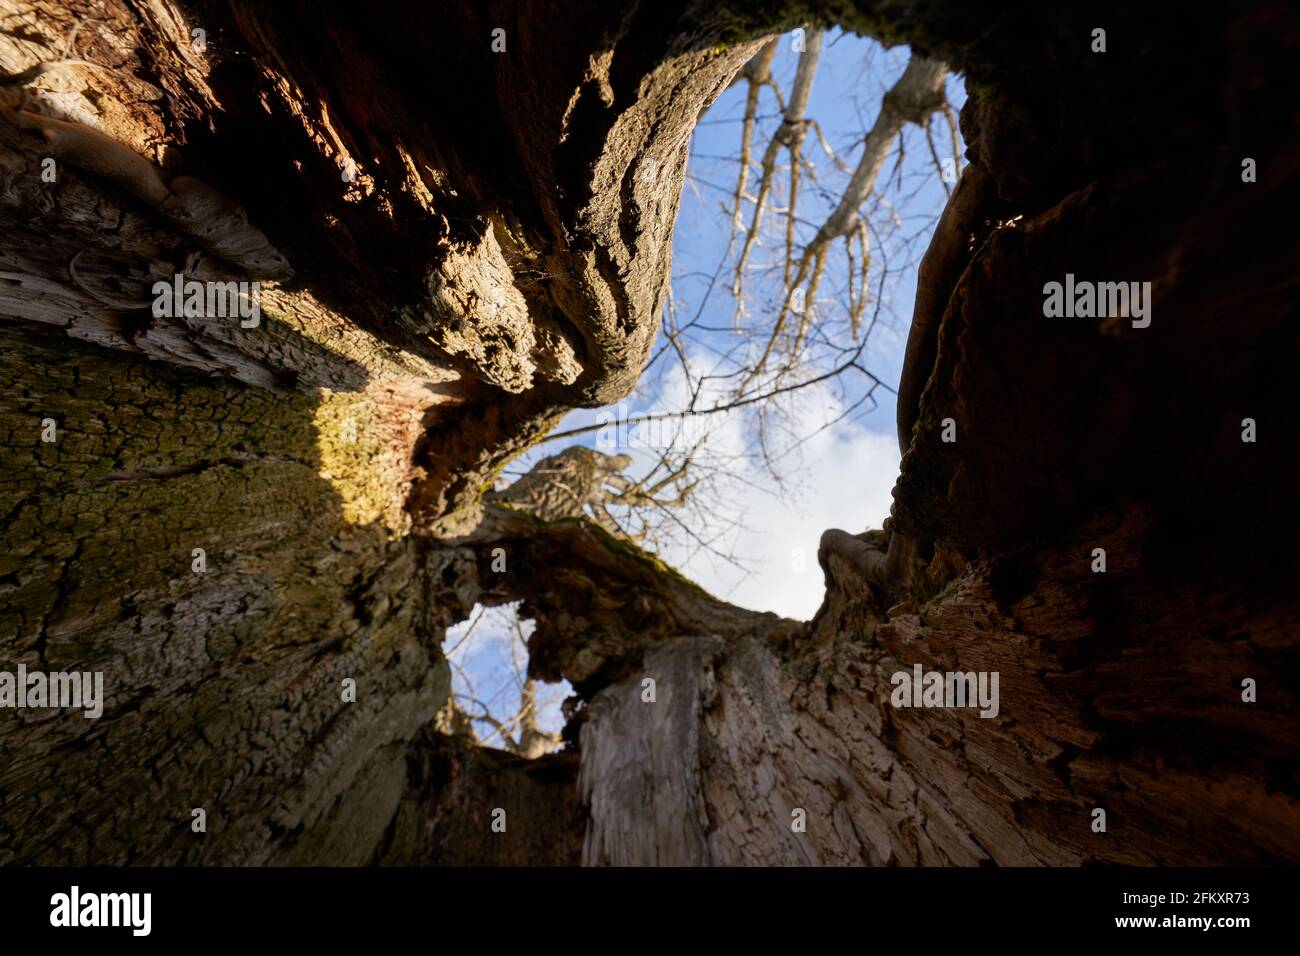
[2,0,1297,865]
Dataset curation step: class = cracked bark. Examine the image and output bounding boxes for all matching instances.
[2,0,1298,865]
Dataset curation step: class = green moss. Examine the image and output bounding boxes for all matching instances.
[313,392,406,531]
[497,505,723,603]
[0,327,405,659]
[709,0,993,72]
[588,519,718,597]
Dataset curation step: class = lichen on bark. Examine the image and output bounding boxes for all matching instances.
[1,0,1297,867]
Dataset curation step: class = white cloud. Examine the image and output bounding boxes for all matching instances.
[632,353,901,620]
[668,423,898,620]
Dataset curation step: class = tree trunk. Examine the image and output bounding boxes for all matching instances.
[2,0,1298,865]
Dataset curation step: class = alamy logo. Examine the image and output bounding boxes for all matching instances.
[0,664,103,718]
[1042,273,1151,328]
[890,664,999,718]
[50,886,151,936]
[595,402,710,451]
[152,273,261,328]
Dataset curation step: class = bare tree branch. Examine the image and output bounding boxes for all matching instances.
[745,54,947,383]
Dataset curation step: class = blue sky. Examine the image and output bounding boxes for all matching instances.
[669,31,964,438]
[447,30,968,744]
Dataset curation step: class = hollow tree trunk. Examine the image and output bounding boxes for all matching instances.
[2,0,1298,865]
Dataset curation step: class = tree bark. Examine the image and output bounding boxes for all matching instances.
[2,0,1298,865]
